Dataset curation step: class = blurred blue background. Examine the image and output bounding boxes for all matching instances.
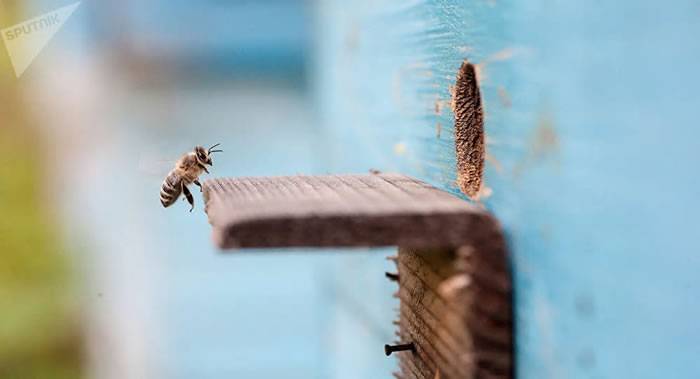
[2,1,397,378]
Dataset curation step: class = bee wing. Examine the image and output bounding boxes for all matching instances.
[137,152,175,178]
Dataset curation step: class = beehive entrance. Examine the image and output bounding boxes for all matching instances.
[453,61,485,199]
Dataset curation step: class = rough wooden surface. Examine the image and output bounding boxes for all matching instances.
[203,173,512,378]
[392,242,512,378]
[203,173,495,249]
[453,61,485,200]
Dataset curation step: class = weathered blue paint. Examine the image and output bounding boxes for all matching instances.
[314,0,700,377]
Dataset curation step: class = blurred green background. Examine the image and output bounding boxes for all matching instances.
[0,3,83,378]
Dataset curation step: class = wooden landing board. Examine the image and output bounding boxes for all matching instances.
[203,173,496,249]
[203,173,513,379]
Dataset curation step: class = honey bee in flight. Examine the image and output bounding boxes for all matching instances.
[160,144,223,212]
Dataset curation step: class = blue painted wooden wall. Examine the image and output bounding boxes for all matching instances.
[313,1,700,378]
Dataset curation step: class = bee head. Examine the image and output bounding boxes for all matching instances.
[195,143,223,166]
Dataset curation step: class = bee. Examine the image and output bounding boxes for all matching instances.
[160,144,223,212]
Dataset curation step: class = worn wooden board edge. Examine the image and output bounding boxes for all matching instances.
[202,174,499,250]
[209,212,498,249]
[202,173,513,378]
[392,228,513,379]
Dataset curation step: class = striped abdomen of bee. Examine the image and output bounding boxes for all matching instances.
[160,144,222,212]
[160,170,183,208]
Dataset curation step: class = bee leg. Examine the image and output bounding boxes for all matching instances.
[182,184,195,212]
[194,180,203,192]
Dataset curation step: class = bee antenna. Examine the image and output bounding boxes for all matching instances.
[208,143,221,153]
[209,149,223,154]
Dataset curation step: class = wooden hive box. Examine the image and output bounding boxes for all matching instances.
[204,173,512,379]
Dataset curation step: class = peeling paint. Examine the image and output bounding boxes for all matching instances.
[486,46,531,63]
[513,112,560,177]
[393,142,407,156]
[435,97,443,115]
[497,86,512,108]
[486,152,504,173]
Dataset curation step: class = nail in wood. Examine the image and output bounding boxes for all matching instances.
[385,342,416,356]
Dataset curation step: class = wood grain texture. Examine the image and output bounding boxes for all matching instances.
[203,172,512,378]
[203,173,495,249]
[393,240,512,378]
